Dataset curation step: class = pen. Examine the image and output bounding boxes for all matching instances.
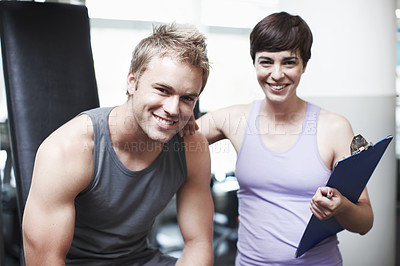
[326,189,333,199]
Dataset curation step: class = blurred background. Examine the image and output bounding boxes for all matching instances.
[0,0,399,265]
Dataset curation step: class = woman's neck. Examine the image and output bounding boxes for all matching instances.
[262,96,307,123]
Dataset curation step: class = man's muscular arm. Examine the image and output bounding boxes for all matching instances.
[22,115,93,265]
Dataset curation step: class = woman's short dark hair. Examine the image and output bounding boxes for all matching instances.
[250,12,313,66]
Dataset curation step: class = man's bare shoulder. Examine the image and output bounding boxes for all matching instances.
[183,132,210,173]
[34,114,94,192]
[39,114,93,153]
[183,131,209,156]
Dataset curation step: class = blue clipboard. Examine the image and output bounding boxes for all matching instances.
[295,135,393,258]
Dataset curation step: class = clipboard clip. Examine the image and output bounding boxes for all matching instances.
[350,134,373,155]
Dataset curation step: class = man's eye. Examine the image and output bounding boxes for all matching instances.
[183,96,194,102]
[157,88,167,93]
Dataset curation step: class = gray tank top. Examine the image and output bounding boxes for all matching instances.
[66,107,187,265]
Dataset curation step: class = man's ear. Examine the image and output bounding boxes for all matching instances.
[127,72,137,95]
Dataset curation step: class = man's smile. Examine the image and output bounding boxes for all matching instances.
[153,113,178,126]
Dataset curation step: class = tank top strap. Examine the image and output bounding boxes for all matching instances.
[236,100,263,162]
[77,107,114,195]
[302,102,320,136]
[246,100,263,135]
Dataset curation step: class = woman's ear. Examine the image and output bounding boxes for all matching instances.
[302,63,308,73]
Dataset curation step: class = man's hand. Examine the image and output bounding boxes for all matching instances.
[179,113,198,137]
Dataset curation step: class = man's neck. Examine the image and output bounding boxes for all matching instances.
[108,103,165,171]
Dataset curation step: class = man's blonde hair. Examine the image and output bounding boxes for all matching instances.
[129,23,210,93]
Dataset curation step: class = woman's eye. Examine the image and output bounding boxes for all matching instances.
[284,60,297,66]
[260,60,272,65]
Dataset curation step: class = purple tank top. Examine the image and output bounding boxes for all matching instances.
[235,100,342,265]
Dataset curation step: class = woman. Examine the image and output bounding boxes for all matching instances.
[197,12,373,265]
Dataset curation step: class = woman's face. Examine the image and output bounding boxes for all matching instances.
[254,50,306,104]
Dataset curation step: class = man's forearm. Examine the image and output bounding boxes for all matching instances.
[24,246,66,266]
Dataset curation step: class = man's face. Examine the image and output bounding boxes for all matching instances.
[127,56,203,143]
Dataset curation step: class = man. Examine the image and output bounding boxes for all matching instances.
[22,23,214,265]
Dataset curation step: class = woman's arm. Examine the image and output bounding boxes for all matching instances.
[311,111,373,235]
